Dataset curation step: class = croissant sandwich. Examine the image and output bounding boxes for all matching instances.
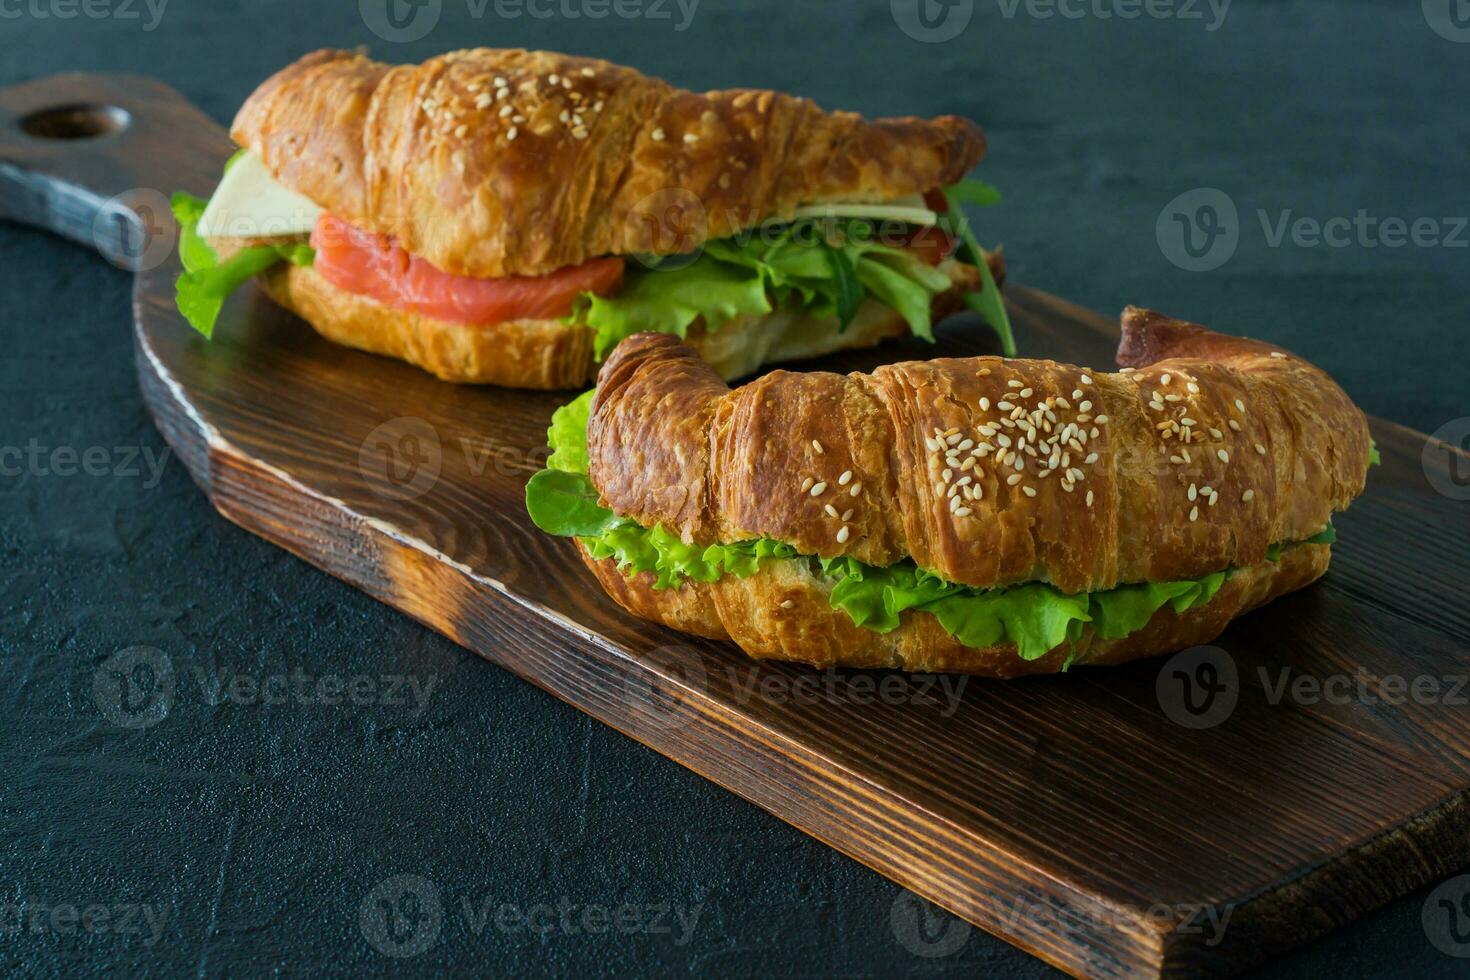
[525,308,1374,676]
[170,47,1011,389]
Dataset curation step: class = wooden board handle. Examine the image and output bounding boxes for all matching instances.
[0,72,234,270]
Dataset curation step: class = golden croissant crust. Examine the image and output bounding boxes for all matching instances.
[587,308,1371,595]
[233,48,985,279]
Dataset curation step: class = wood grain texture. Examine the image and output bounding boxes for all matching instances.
[4,72,1469,979]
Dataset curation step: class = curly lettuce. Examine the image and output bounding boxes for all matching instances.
[524,391,1330,662]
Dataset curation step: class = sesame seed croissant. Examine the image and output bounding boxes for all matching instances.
[587,308,1371,596]
[232,48,985,280]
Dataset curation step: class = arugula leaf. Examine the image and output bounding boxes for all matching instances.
[945,178,1003,208]
[940,184,1016,357]
[818,238,863,331]
[170,190,314,339]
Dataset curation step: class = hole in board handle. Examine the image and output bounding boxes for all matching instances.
[20,103,131,140]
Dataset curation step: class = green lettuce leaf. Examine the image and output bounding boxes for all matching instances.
[1368,439,1381,467]
[939,183,1016,356]
[170,191,314,339]
[524,390,1337,662]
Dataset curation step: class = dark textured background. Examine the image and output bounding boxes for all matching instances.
[1,0,1467,976]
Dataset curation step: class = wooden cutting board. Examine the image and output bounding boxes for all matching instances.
[4,72,1469,979]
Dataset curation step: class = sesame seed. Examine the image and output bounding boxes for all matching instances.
[1094,416,1109,425]
[455,124,468,138]
[979,367,992,376]
[933,482,945,496]
[946,432,963,447]
[949,494,960,512]
[1006,473,1022,486]
[1181,448,1191,463]
[942,469,953,483]
[1008,379,1023,388]
[1187,382,1200,394]
[781,599,795,609]
[1242,489,1255,502]
[683,132,699,144]
[1209,427,1223,439]
[1235,399,1246,413]
[475,93,493,109]
[800,477,814,493]
[954,507,973,517]
[573,127,589,140]
[581,67,595,77]
[1228,419,1242,432]
[824,503,838,518]
[1188,484,1198,501]
[841,509,853,521]
[1189,506,1199,522]
[812,439,824,454]
[979,397,990,411]
[499,104,513,117]
[838,470,852,486]
[1079,400,1093,413]
[1217,449,1229,462]
[1208,490,1219,506]
[810,482,827,496]
[925,438,941,452]
[1022,486,1037,498]
[1086,490,1094,507]
[998,401,1015,412]
[1170,455,1184,465]
[506,126,518,140]
[836,525,851,543]
[849,483,861,496]
[494,76,507,86]
[1255,443,1267,455]
[1161,373,1172,385]
[651,127,666,141]
[1056,397,1071,409]
[1166,394,1182,403]
[957,439,974,452]
[1156,421,1174,431]
[1181,417,1197,426]
[1081,374,1093,385]
[1271,351,1287,359]
[1020,387,1033,399]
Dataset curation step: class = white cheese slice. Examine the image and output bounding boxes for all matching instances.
[196,151,323,240]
